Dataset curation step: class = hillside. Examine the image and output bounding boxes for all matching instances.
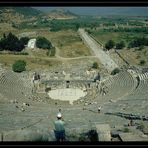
[34,7,148,16]
[94,7,148,16]
[0,7,42,23]
[45,8,78,19]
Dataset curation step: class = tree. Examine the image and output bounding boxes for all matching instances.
[12,60,26,73]
[5,32,24,51]
[36,37,52,50]
[0,32,24,51]
[20,37,30,46]
[128,37,148,48]
[75,23,80,30]
[105,40,115,50]
[116,41,125,50]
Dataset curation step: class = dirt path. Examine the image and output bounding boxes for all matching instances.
[78,28,119,72]
[54,45,96,61]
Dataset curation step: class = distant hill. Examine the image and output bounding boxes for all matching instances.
[0,7,42,24]
[45,8,78,19]
[92,7,148,16]
[33,7,148,16]
[0,7,42,16]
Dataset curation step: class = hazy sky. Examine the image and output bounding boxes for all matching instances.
[33,7,148,15]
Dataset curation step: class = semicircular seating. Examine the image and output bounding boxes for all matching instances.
[94,70,138,102]
[0,70,32,102]
[0,69,148,141]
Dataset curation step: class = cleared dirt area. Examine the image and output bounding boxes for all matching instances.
[37,29,93,58]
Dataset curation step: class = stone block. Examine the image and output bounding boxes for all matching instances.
[119,133,148,141]
[96,124,111,141]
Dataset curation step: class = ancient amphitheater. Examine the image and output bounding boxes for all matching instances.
[0,62,148,142]
[0,29,148,142]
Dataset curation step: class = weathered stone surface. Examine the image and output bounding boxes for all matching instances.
[119,132,148,141]
[96,124,111,141]
[3,129,45,141]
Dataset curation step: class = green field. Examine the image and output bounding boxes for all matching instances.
[88,28,148,45]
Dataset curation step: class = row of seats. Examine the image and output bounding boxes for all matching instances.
[138,73,148,81]
[95,70,137,101]
[0,70,32,102]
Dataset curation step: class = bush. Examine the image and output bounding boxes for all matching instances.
[139,60,145,65]
[12,60,26,73]
[92,62,98,69]
[137,122,145,131]
[105,40,115,50]
[36,37,52,50]
[116,41,125,50]
[20,37,30,46]
[111,68,120,75]
[87,129,98,141]
[128,37,148,48]
[123,128,130,133]
[13,52,29,55]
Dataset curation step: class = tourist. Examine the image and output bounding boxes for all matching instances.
[54,113,65,142]
[98,106,101,113]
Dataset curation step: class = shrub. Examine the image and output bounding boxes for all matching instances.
[92,62,98,69]
[137,122,145,131]
[87,129,98,141]
[128,37,148,48]
[105,40,115,50]
[13,52,29,55]
[123,128,130,133]
[116,41,125,50]
[36,37,52,50]
[79,133,88,141]
[111,68,120,75]
[139,60,145,65]
[12,60,26,73]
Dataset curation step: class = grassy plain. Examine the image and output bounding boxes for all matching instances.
[0,54,62,70]
[37,29,92,58]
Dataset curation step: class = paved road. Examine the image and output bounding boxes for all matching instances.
[78,28,119,72]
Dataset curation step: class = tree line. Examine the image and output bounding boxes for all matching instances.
[105,36,148,50]
[0,32,53,52]
[105,40,126,50]
[0,32,29,52]
[104,27,148,34]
